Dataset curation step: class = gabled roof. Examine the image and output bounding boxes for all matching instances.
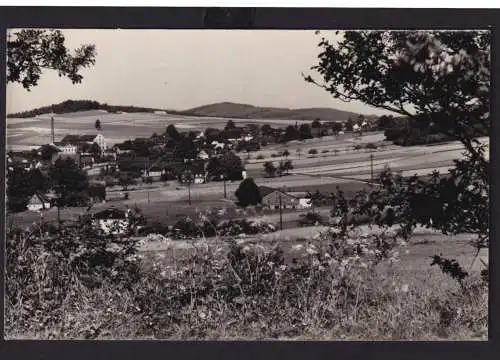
[61,134,98,144]
[259,186,298,199]
[93,207,127,220]
[29,193,50,204]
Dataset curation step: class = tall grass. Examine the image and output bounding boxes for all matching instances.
[5,222,487,340]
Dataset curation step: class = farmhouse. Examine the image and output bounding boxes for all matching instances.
[142,165,165,180]
[180,161,208,184]
[197,150,210,160]
[92,206,130,235]
[27,193,52,212]
[59,133,107,152]
[259,187,311,210]
[112,143,134,155]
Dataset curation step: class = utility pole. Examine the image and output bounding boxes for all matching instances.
[188,181,192,205]
[279,192,283,230]
[370,154,374,182]
[223,177,227,199]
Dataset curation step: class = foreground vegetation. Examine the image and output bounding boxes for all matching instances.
[5,218,487,340]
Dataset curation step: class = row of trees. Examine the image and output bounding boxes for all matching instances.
[263,160,293,178]
[7,158,96,212]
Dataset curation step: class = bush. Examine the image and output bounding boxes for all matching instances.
[308,149,318,155]
[298,212,325,227]
[365,143,378,150]
[235,178,262,207]
[256,154,264,160]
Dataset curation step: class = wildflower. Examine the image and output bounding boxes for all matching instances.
[306,244,318,255]
[198,311,207,320]
[291,244,304,251]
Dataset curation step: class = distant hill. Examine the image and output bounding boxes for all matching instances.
[7,100,185,119]
[7,99,377,122]
[182,102,371,121]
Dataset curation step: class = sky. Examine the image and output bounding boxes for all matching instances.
[6,29,392,116]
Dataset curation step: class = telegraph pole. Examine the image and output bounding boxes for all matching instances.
[279,192,283,230]
[370,154,374,182]
[223,177,227,199]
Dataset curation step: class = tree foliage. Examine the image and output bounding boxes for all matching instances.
[235,178,262,207]
[7,29,97,91]
[306,30,490,272]
[206,152,245,181]
[49,158,89,207]
[95,119,102,131]
[263,161,277,178]
[305,30,490,162]
[7,168,50,212]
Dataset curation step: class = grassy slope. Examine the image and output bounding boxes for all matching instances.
[183,101,369,121]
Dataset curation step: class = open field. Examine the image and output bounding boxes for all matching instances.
[7,110,324,149]
[139,225,484,274]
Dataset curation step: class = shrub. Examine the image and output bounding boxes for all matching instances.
[256,154,264,160]
[235,178,262,207]
[298,212,325,227]
[308,148,318,155]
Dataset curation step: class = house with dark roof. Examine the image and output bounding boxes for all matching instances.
[259,186,311,210]
[92,206,130,235]
[27,193,52,212]
[179,160,208,184]
[59,133,106,152]
[142,164,165,180]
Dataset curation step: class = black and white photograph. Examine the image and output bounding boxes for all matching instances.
[4,27,490,340]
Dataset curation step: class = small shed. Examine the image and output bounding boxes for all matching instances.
[27,193,52,212]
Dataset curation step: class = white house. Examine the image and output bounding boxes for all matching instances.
[60,133,107,152]
[298,198,312,209]
[27,193,52,212]
[197,150,210,160]
[288,192,312,209]
[352,124,360,132]
[54,142,78,154]
[92,207,130,235]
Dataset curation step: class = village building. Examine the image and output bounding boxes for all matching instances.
[259,186,311,210]
[92,206,130,235]
[27,193,52,212]
[142,164,165,181]
[112,143,134,155]
[179,161,208,184]
[197,149,210,160]
[58,133,107,153]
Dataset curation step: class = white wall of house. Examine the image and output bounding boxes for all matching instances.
[298,198,312,209]
[194,176,205,184]
[94,133,107,150]
[27,201,50,212]
[61,144,77,154]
